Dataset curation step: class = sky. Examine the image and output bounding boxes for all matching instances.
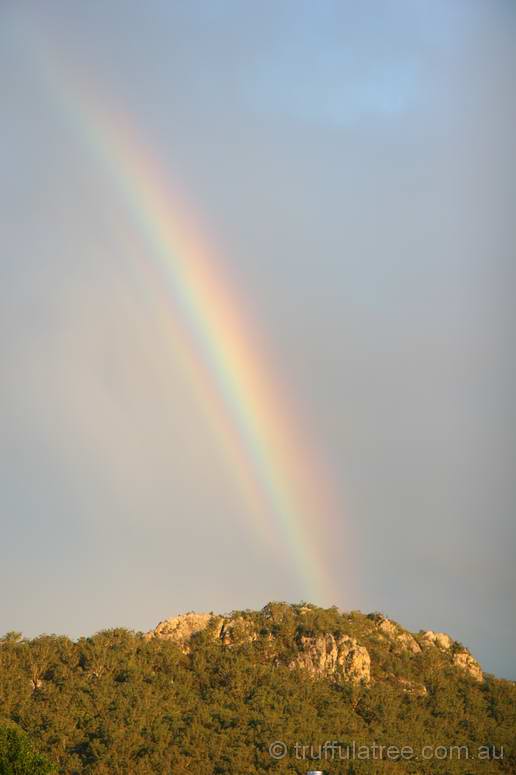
[1,0,515,679]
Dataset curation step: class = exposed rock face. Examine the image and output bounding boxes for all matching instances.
[149,615,371,684]
[452,651,483,682]
[420,630,454,650]
[149,613,221,652]
[420,630,483,681]
[149,613,263,651]
[289,634,370,684]
[397,631,422,653]
[376,616,421,654]
[338,637,371,683]
[147,607,482,685]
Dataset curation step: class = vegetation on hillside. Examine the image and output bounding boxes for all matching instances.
[0,722,55,774]
[0,603,514,774]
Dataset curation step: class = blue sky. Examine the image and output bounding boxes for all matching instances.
[1,0,515,678]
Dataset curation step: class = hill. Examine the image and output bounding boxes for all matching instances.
[0,602,514,773]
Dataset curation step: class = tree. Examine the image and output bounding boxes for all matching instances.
[0,725,55,775]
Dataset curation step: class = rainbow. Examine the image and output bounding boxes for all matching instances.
[32,32,341,604]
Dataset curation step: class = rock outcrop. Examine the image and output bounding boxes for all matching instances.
[420,630,483,681]
[374,615,421,654]
[148,612,221,652]
[452,650,483,681]
[420,630,454,650]
[148,613,263,651]
[147,606,482,686]
[289,634,371,683]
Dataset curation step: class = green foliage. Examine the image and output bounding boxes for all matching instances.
[0,724,55,774]
[0,604,514,774]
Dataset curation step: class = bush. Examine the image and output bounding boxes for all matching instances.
[0,725,55,775]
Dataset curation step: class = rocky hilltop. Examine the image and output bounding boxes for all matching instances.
[1,602,513,774]
[146,603,484,689]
